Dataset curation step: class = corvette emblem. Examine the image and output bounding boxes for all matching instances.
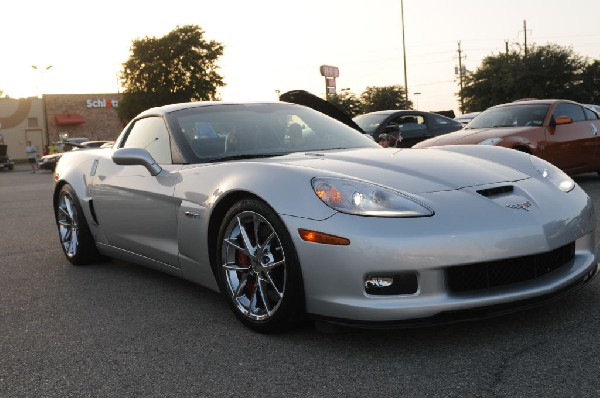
[506,201,532,211]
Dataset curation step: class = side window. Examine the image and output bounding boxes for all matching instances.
[392,114,426,131]
[554,103,585,122]
[122,117,172,164]
[432,115,452,126]
[584,107,599,120]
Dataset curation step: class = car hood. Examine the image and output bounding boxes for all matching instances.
[415,126,538,147]
[275,147,529,194]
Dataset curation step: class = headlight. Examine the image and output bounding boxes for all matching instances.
[529,155,575,192]
[311,177,434,217]
[478,137,503,145]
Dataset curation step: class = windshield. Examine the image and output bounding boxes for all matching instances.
[168,103,379,162]
[353,113,392,134]
[467,104,550,129]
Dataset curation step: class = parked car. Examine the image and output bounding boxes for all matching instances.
[39,140,112,171]
[353,110,463,147]
[414,99,600,176]
[52,101,597,333]
[585,104,600,114]
[454,111,481,126]
[0,144,15,170]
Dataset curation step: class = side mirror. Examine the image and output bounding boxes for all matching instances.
[112,147,162,176]
[550,116,573,127]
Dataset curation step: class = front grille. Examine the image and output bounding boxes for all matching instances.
[447,242,575,292]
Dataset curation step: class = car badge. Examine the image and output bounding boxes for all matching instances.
[506,201,532,211]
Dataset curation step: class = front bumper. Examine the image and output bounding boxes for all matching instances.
[313,262,598,328]
[282,178,598,324]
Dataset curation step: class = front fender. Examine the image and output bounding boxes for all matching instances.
[498,135,536,152]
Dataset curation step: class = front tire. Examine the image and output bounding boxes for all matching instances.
[55,184,99,265]
[217,199,305,333]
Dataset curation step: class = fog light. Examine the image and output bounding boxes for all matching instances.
[365,273,418,295]
[365,276,393,288]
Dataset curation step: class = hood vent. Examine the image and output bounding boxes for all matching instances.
[477,185,514,197]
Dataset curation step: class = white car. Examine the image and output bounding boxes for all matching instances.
[454,111,481,126]
[53,101,598,333]
[586,104,600,114]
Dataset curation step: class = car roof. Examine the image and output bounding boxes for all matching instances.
[358,110,455,119]
[138,101,284,117]
[360,110,414,116]
[495,99,578,107]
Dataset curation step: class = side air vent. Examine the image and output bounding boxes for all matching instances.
[89,200,99,225]
[477,185,513,197]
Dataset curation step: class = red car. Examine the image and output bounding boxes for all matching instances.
[414,99,600,176]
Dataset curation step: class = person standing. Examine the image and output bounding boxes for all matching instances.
[25,140,38,173]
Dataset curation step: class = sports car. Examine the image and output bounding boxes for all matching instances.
[52,101,598,333]
[414,99,600,176]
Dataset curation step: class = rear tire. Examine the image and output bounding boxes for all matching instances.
[216,199,305,333]
[55,184,100,265]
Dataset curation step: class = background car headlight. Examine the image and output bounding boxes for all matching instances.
[529,155,575,192]
[478,137,503,145]
[312,177,434,217]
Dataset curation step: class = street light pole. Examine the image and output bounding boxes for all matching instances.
[31,65,53,97]
[414,92,421,110]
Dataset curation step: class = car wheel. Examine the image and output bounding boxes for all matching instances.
[55,184,99,265]
[217,199,305,333]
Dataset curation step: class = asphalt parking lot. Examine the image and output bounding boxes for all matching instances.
[1,164,599,397]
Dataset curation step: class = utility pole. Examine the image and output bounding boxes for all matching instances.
[401,0,408,104]
[456,41,465,112]
[523,20,528,58]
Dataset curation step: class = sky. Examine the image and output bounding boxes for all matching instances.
[1,0,599,115]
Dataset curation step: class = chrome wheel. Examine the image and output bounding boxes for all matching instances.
[221,210,286,321]
[57,190,79,258]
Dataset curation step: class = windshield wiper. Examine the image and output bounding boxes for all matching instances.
[491,124,515,128]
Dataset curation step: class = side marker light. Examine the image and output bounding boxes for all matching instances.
[298,229,350,245]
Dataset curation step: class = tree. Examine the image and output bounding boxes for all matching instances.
[360,85,412,113]
[328,90,364,117]
[118,25,225,120]
[581,60,600,104]
[460,44,597,112]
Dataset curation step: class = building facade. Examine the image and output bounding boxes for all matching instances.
[45,93,124,144]
[0,97,46,160]
[0,93,124,159]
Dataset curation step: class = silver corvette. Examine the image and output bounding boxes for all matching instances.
[53,102,598,333]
